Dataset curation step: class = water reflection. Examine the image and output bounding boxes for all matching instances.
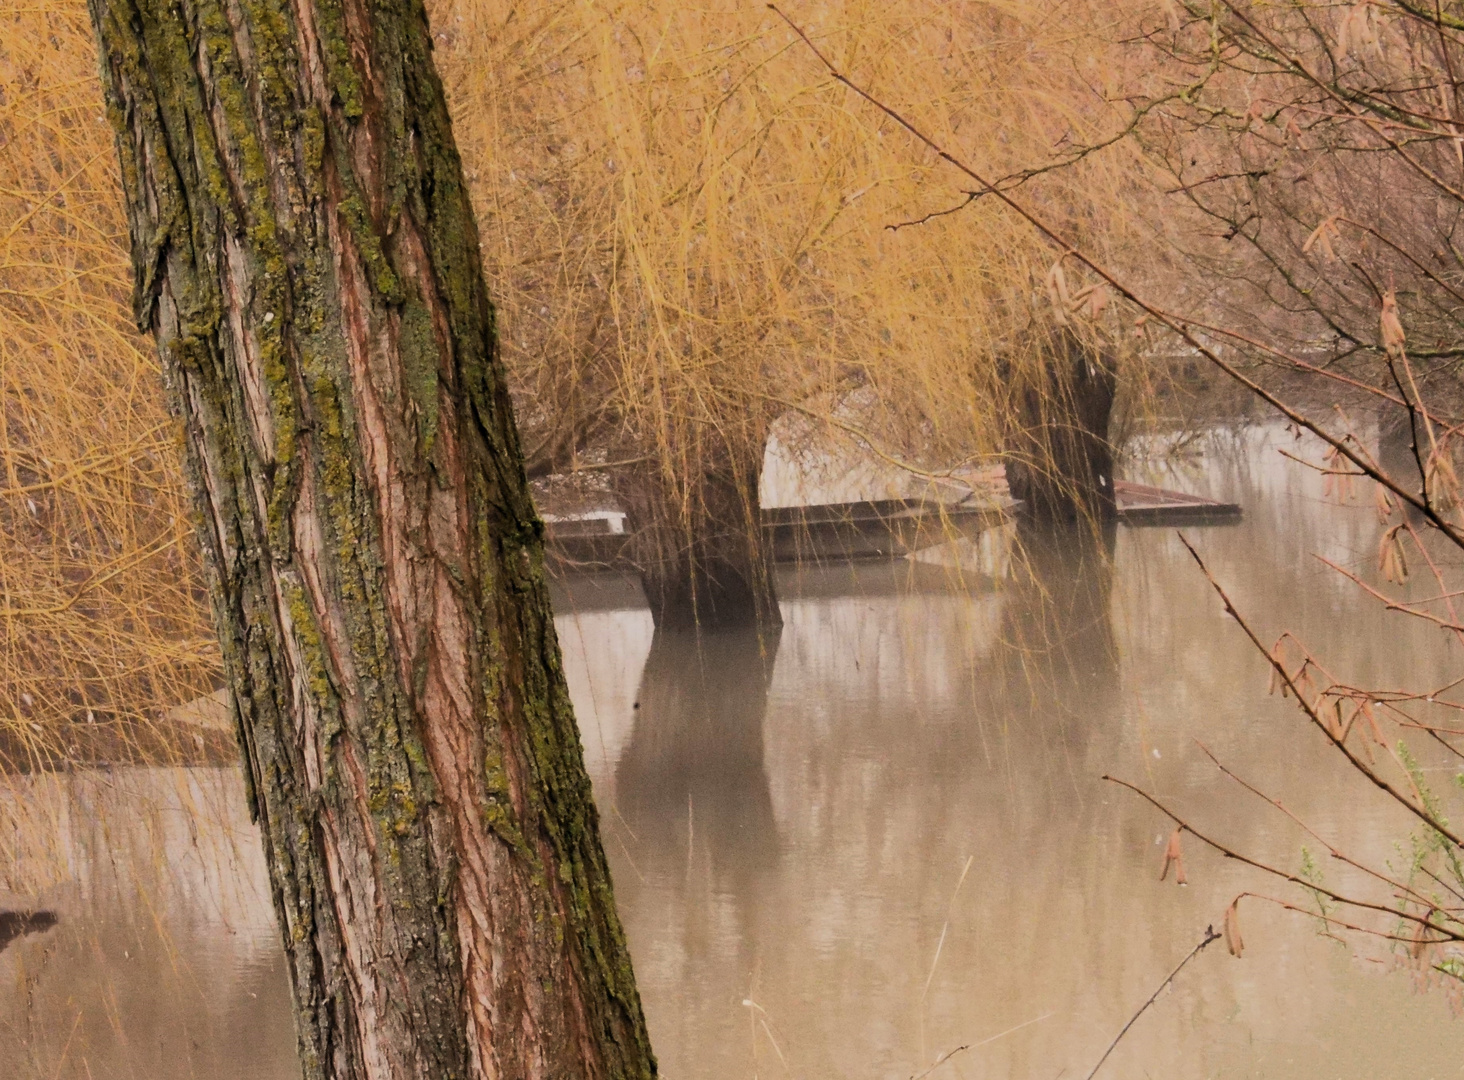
[995,521,1118,724]
[616,627,782,879]
[4,422,1463,1079]
[0,769,296,1080]
[600,424,1462,1079]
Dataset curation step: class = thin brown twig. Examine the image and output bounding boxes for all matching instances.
[887,191,981,233]
[768,4,1464,548]
[1080,925,1221,1080]
[1317,555,1464,633]
[1419,864,1464,905]
[1194,740,1440,910]
[908,1012,1054,1080]
[1100,773,1463,939]
[1239,889,1459,946]
[1276,447,1368,478]
[1175,532,1464,850]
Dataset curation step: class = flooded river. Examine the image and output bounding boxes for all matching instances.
[2,423,1461,1078]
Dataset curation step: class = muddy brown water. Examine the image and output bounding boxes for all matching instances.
[3,424,1462,1078]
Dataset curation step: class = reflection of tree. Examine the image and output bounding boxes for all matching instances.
[993,522,1118,729]
[0,910,56,953]
[615,627,782,878]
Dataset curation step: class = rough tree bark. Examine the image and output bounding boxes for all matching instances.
[86,0,657,1076]
[1002,324,1118,524]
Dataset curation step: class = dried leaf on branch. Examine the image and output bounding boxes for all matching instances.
[1380,290,1406,355]
[1378,524,1408,584]
[1224,897,1245,958]
[1160,826,1188,885]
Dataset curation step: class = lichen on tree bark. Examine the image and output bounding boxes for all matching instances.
[85,0,658,1074]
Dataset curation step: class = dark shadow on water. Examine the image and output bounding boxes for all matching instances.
[0,909,58,953]
[994,521,1119,730]
[614,626,782,879]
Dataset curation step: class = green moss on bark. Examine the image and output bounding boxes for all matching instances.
[88,0,658,1072]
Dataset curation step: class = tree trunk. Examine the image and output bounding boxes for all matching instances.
[619,450,779,632]
[1003,325,1118,524]
[86,0,657,1077]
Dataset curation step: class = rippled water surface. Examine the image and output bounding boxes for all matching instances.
[3,424,1462,1078]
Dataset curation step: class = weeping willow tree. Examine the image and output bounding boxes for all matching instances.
[4,0,1158,790]
[430,0,1156,627]
[1002,317,1120,523]
[83,0,657,1073]
[0,3,220,770]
